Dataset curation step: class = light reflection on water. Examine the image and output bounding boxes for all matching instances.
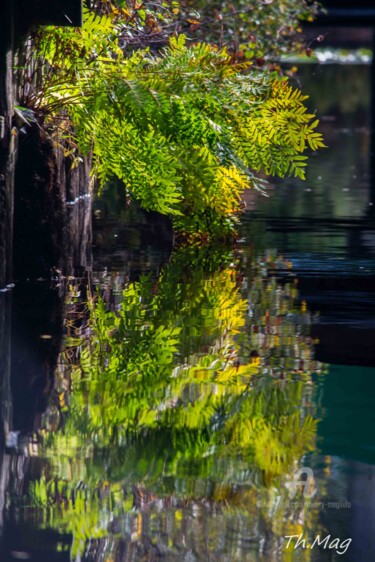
[1,63,375,561]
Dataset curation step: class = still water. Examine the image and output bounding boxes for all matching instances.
[1,63,375,561]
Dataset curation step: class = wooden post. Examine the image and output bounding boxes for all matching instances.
[0,0,16,288]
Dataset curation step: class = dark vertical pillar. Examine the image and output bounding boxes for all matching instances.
[0,6,15,545]
[0,0,16,288]
[0,292,12,541]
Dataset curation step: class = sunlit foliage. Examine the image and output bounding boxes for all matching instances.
[23,2,324,237]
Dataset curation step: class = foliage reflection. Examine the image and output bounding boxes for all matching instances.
[28,243,326,561]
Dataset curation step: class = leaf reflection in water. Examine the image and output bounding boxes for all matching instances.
[28,244,327,561]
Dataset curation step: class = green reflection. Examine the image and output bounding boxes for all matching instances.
[28,244,326,561]
[319,364,375,465]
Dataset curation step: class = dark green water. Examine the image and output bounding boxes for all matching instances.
[1,63,375,561]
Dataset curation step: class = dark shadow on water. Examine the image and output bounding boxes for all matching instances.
[10,282,65,433]
[0,523,71,562]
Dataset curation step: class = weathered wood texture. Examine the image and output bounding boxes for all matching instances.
[0,1,16,288]
[13,124,92,280]
[0,0,88,288]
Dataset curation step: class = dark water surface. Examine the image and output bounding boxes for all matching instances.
[1,63,375,562]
